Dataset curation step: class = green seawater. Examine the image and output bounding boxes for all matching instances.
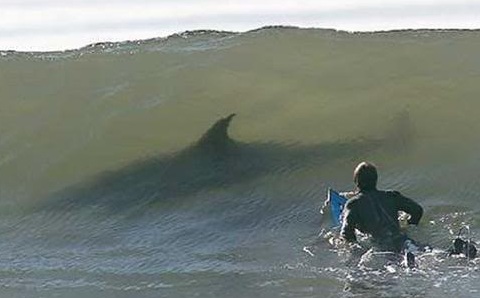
[0,27,480,297]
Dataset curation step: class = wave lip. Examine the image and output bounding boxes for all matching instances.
[3,26,480,57]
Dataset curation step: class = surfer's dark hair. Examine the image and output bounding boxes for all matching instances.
[353,162,378,191]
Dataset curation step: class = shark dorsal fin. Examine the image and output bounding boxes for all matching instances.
[196,113,236,152]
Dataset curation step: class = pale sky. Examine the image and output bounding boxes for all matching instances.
[1,0,480,51]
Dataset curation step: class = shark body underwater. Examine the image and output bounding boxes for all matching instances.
[41,113,412,211]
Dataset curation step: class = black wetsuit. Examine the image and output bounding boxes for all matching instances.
[340,189,423,252]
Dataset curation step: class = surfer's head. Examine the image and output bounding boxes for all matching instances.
[353,161,378,191]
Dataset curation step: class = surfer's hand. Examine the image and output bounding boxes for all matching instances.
[340,191,356,199]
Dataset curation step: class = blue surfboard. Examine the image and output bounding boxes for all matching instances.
[328,188,348,226]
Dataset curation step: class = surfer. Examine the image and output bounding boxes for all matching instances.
[340,162,423,253]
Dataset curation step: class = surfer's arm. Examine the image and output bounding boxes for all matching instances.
[394,192,423,225]
[340,202,357,242]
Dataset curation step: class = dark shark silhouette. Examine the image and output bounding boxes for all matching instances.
[42,112,413,211]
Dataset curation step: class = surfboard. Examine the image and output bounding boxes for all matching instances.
[328,188,348,226]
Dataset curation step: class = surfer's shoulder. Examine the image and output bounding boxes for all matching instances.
[384,190,402,196]
[383,190,405,200]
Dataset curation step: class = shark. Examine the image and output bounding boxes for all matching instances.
[41,112,413,211]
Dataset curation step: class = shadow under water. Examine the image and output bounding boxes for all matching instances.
[40,112,414,213]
